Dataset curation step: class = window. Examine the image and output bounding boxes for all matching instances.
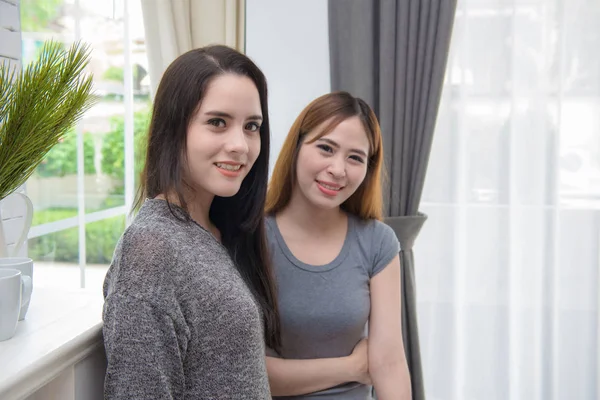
[22,0,150,290]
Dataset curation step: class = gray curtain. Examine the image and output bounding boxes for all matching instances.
[329,0,457,398]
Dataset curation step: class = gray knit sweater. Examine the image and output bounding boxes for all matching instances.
[102,199,271,399]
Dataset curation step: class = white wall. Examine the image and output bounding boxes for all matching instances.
[0,0,21,65]
[245,0,331,172]
[0,0,27,257]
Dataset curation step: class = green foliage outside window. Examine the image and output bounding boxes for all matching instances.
[29,213,125,264]
[29,108,151,264]
[100,109,150,183]
[35,130,96,177]
[102,66,141,83]
[20,0,64,32]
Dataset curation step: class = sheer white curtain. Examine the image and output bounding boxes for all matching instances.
[416,0,600,399]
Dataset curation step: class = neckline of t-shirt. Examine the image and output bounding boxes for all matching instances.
[268,214,354,273]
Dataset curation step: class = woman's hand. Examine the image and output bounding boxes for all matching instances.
[349,338,372,385]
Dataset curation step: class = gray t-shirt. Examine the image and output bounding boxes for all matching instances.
[102,199,271,399]
[266,214,400,400]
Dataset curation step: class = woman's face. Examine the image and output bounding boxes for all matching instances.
[294,116,370,210]
[185,73,262,198]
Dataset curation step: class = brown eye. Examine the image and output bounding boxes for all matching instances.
[317,144,333,153]
[208,118,226,128]
[246,122,260,132]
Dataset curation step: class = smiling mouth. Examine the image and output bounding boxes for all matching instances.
[215,162,243,171]
[316,180,344,191]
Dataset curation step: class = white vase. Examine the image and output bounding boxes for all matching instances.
[0,211,7,258]
[0,193,33,258]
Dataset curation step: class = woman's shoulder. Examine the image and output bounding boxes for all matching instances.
[119,209,179,254]
[104,205,188,296]
[348,214,400,276]
[349,214,396,242]
[120,219,175,254]
[123,199,199,249]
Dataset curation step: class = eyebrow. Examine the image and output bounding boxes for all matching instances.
[204,110,263,121]
[317,138,368,157]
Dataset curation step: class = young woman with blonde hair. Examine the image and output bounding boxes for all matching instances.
[265,91,411,399]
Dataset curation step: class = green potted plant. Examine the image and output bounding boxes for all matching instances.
[0,40,96,257]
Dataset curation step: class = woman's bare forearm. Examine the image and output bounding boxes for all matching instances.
[371,361,411,400]
[266,356,357,396]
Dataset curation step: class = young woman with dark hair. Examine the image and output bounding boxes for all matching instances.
[102,45,280,399]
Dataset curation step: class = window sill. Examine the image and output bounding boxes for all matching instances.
[0,286,104,400]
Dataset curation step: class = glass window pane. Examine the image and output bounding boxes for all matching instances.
[28,227,80,289]
[79,1,126,212]
[84,216,123,289]
[22,0,147,290]
[21,1,78,227]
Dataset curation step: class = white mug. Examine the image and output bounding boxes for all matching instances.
[0,257,34,320]
[0,269,32,341]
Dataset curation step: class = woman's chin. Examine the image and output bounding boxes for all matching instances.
[211,183,243,198]
[305,193,344,210]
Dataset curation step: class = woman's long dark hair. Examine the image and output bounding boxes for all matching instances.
[133,45,281,352]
